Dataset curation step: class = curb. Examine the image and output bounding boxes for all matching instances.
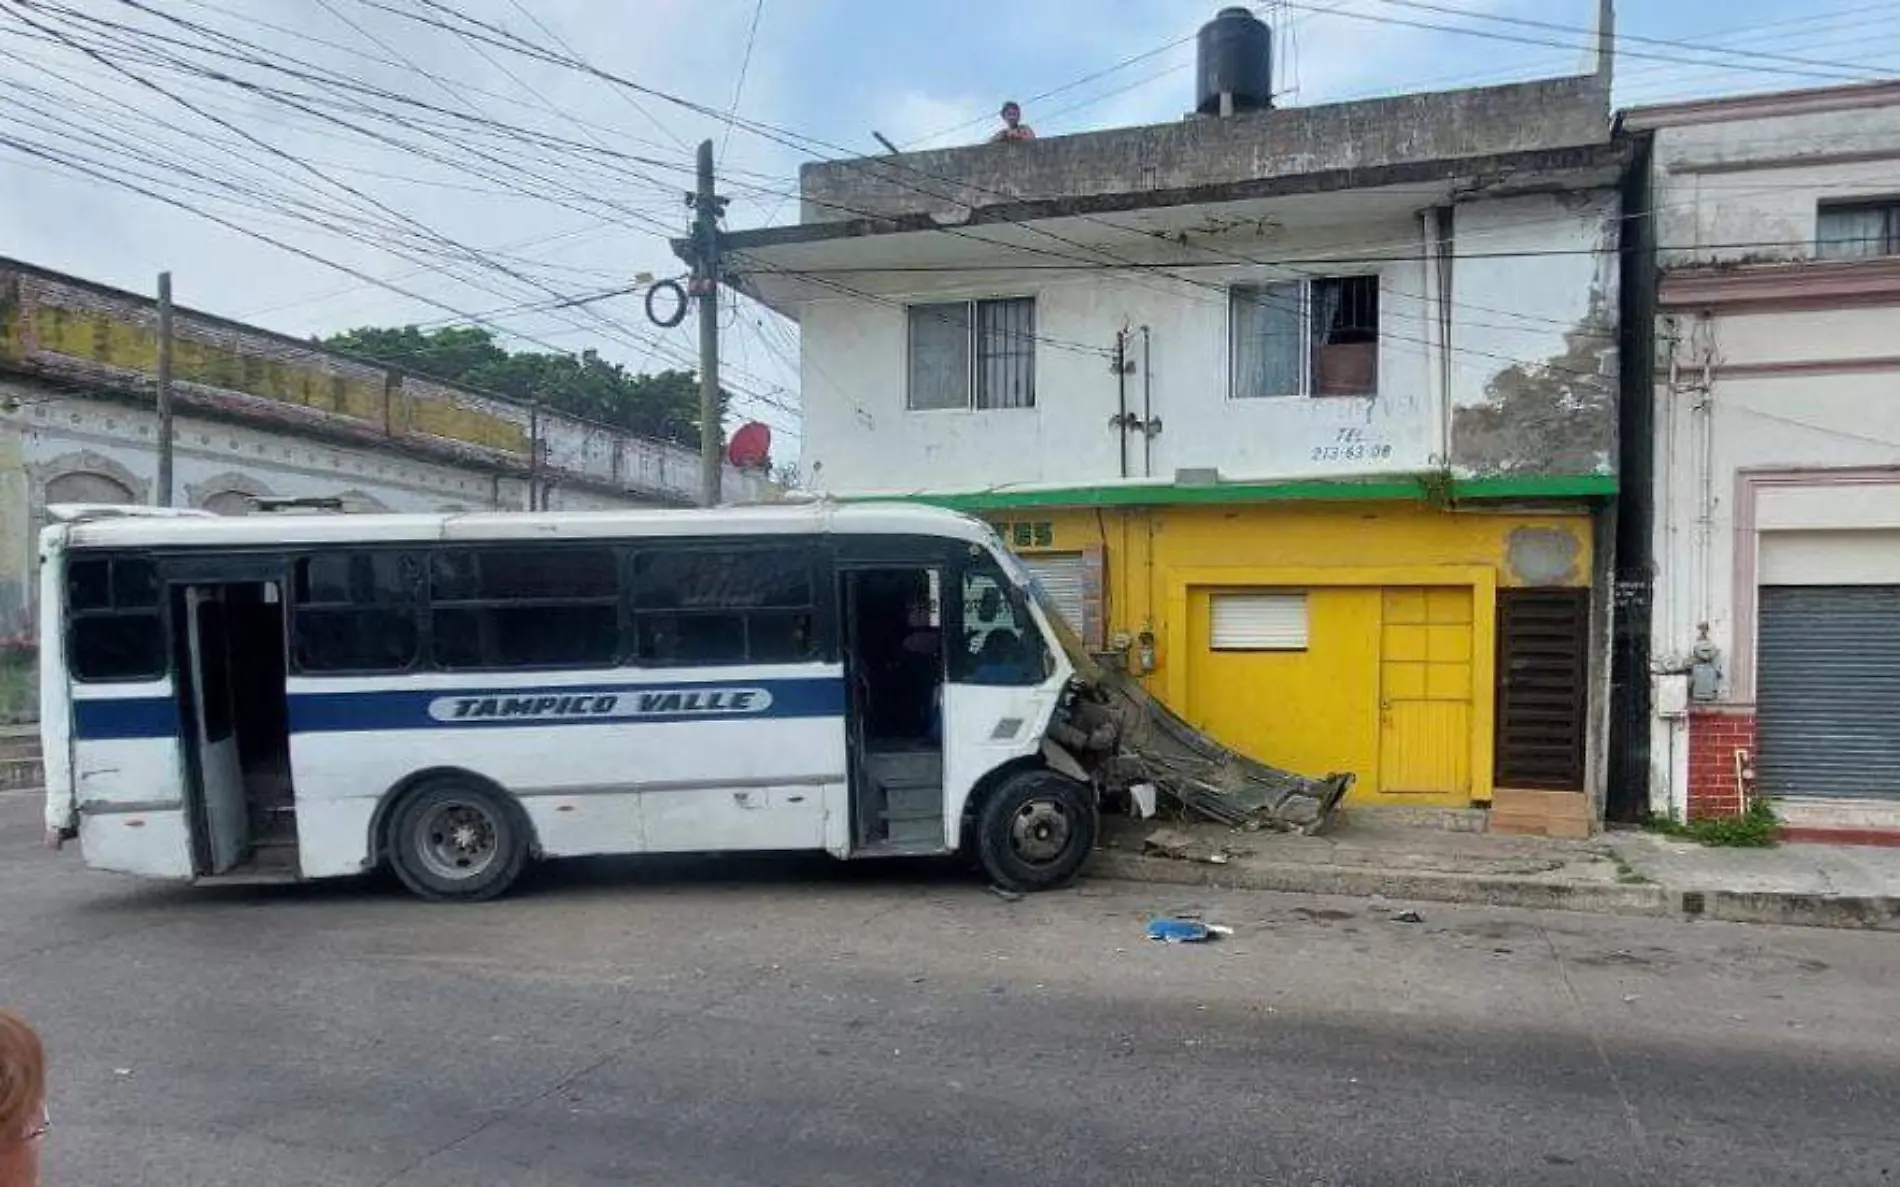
[1085,851,1672,918]
[1687,889,1900,931]
[1086,852,1900,932]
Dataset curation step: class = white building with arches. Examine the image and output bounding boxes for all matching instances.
[0,258,767,719]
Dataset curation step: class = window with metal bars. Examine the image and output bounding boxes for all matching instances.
[906,297,1036,410]
[1230,275,1378,398]
[1817,200,1900,260]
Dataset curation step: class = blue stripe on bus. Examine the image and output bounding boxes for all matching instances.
[72,677,847,741]
[73,697,179,742]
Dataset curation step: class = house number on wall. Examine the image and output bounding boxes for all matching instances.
[1310,426,1394,463]
[994,520,1055,548]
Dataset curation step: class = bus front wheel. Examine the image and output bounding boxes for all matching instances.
[387,778,529,902]
[976,770,1097,893]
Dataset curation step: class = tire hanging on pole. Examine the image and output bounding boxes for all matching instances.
[645,278,689,328]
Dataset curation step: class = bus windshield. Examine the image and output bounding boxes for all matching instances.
[988,542,1104,683]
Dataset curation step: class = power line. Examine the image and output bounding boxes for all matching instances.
[1362,0,1900,79]
[0,132,749,433]
[1320,0,1900,105]
[6,0,670,358]
[1,0,727,360]
[901,25,1201,149]
[719,0,764,166]
[52,0,695,215]
[729,234,1869,273]
[11,0,1867,415]
[501,0,691,154]
[1278,0,1887,85]
[0,3,811,433]
[327,0,1630,357]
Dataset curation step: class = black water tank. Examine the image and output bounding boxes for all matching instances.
[1196,6,1272,115]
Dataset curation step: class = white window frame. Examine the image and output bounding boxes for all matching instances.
[905,296,1037,412]
[1228,274,1379,400]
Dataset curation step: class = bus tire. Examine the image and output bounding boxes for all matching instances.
[387,778,529,902]
[975,769,1097,893]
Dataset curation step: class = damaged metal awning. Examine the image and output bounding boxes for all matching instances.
[1091,670,1351,833]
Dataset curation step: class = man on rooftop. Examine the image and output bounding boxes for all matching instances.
[990,100,1035,142]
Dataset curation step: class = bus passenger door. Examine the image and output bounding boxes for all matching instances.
[178,587,248,875]
[839,565,947,854]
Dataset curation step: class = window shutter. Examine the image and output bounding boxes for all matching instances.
[1209,592,1308,650]
[1022,553,1087,630]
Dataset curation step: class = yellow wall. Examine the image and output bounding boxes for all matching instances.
[16,295,528,455]
[989,502,1593,807]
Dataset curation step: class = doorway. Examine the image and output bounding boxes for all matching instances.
[172,581,297,877]
[840,567,946,853]
[1378,587,1475,801]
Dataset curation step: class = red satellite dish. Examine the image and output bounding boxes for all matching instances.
[727,421,772,469]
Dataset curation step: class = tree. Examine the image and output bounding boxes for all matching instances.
[321,325,728,449]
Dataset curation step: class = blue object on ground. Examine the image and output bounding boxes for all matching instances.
[1146,917,1212,943]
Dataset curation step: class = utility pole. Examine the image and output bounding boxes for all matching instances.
[154,271,174,508]
[691,138,725,508]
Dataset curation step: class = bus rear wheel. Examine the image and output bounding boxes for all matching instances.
[388,779,529,902]
[976,770,1097,893]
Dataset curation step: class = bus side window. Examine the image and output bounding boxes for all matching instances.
[69,556,165,682]
[292,552,420,673]
[428,548,619,670]
[629,547,817,667]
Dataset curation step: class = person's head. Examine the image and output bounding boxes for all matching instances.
[1000,101,1022,128]
[0,1011,45,1187]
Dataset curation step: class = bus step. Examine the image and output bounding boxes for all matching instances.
[884,816,943,845]
[851,837,947,859]
[884,785,942,816]
[198,841,301,885]
[862,752,942,791]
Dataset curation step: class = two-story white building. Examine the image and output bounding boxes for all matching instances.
[1622,81,1900,839]
[717,10,1626,831]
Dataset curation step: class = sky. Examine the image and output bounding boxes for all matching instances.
[3,0,1898,459]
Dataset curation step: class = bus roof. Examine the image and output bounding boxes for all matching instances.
[53,500,998,551]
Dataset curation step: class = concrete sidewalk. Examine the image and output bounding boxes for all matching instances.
[1086,811,1900,931]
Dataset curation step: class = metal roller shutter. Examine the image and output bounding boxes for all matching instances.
[1021,553,1088,634]
[1757,585,1900,800]
[1209,592,1308,650]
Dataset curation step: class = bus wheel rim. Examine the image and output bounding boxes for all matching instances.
[415,800,501,881]
[1009,799,1071,865]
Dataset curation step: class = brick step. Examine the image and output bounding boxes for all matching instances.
[1491,789,1591,820]
[1488,811,1593,839]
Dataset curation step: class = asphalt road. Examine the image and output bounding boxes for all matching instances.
[5,787,1900,1186]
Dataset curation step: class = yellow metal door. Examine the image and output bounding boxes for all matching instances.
[1378,587,1473,801]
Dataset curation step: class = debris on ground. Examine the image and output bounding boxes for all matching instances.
[1391,910,1424,924]
[1140,827,1248,866]
[986,885,1025,903]
[1146,917,1232,943]
[1128,781,1158,819]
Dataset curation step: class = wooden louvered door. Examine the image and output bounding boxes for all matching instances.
[1493,589,1588,791]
